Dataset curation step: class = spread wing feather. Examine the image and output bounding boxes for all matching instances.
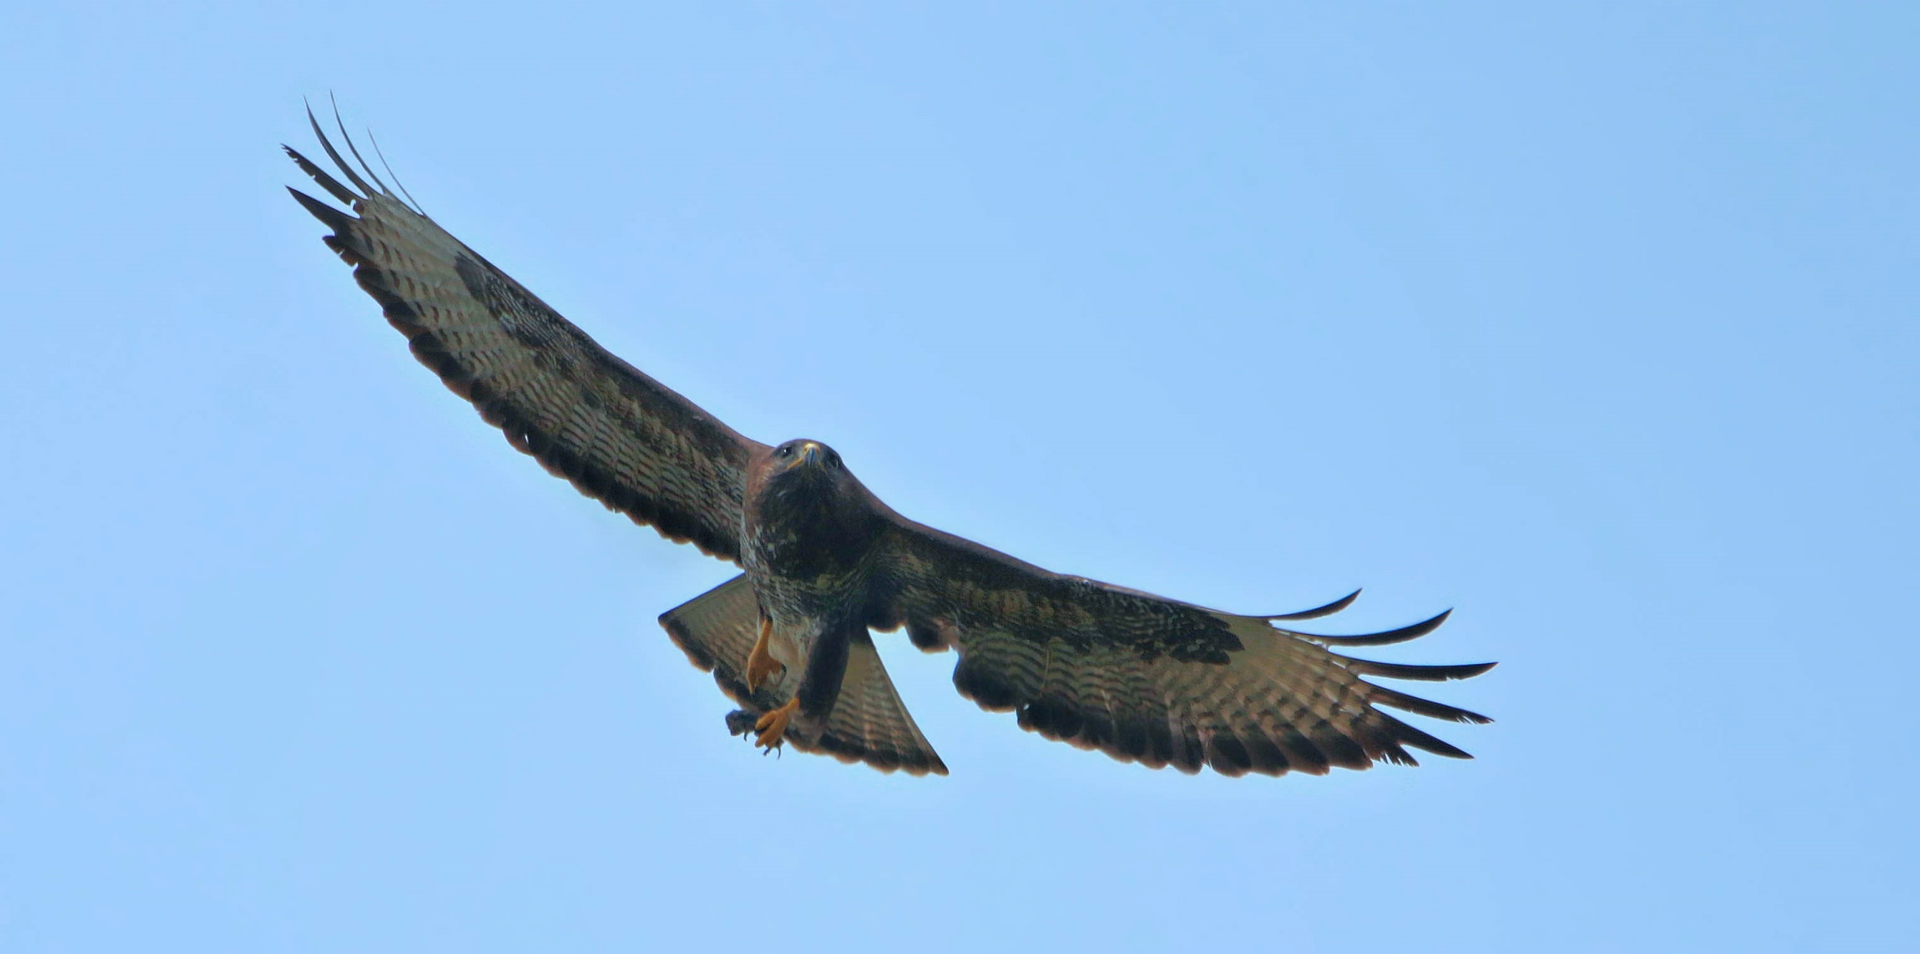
[872,517,1493,777]
[286,111,763,561]
[661,575,947,776]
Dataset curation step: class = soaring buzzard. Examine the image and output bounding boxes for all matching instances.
[287,108,1493,778]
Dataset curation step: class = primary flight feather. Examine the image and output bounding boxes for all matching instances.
[287,107,1493,778]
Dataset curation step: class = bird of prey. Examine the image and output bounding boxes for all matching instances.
[286,107,1493,778]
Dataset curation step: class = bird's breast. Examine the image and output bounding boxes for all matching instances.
[745,514,873,594]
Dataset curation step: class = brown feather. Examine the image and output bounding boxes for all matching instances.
[659,575,947,776]
[286,130,764,562]
[292,109,1489,782]
[871,513,1494,778]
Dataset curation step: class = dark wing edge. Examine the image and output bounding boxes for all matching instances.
[285,106,764,562]
[661,575,947,776]
[870,516,1494,779]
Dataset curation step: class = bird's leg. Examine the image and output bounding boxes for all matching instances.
[745,614,783,692]
[753,697,801,752]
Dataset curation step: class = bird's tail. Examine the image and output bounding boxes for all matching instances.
[660,575,947,776]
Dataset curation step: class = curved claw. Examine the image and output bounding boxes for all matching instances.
[753,698,800,753]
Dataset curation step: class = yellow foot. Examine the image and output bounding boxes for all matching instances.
[753,697,801,752]
[745,616,784,692]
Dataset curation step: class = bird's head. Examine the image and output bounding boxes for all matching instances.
[772,438,842,475]
[764,439,857,502]
[752,438,880,570]
[756,437,874,529]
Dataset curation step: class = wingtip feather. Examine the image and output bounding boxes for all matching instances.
[1341,658,1499,682]
[329,92,392,196]
[1391,719,1477,759]
[1264,588,1361,621]
[287,186,355,233]
[284,144,361,206]
[1365,681,1494,724]
[305,99,378,198]
[1283,608,1453,647]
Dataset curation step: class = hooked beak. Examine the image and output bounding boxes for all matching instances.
[783,441,824,471]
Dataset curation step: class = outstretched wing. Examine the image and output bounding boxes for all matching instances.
[661,575,947,776]
[286,109,764,561]
[870,517,1493,778]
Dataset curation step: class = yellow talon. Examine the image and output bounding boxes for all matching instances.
[745,616,783,692]
[753,697,801,751]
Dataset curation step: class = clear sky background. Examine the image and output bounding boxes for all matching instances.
[3,3,1915,951]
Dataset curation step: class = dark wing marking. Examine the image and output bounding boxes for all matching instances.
[286,111,763,561]
[660,575,947,776]
[870,517,1492,778]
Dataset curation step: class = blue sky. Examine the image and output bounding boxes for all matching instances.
[3,3,1915,951]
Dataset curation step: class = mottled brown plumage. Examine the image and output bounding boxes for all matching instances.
[288,107,1494,778]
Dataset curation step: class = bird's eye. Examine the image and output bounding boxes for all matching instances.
[776,445,791,457]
